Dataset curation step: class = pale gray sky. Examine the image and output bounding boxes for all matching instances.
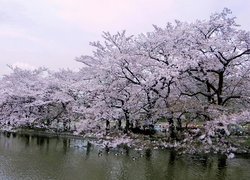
[0,0,250,75]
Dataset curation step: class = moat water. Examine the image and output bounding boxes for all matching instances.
[0,132,249,180]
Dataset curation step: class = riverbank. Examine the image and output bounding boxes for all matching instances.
[1,127,249,158]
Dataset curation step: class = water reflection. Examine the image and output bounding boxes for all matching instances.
[145,149,152,161]
[217,155,227,180]
[123,145,130,156]
[165,150,176,179]
[0,132,249,180]
[12,132,16,138]
[104,144,110,155]
[24,134,30,146]
[37,136,45,146]
[63,138,70,154]
[86,141,91,157]
[6,132,11,138]
[168,150,176,165]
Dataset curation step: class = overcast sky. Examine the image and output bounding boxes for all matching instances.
[0,0,250,75]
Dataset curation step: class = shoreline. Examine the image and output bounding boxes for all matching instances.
[1,128,249,158]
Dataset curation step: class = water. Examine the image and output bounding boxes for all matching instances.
[0,132,249,180]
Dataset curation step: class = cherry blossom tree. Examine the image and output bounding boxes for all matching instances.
[0,8,249,141]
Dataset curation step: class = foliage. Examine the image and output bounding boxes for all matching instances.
[0,8,249,140]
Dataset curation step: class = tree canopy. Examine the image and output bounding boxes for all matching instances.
[0,8,249,139]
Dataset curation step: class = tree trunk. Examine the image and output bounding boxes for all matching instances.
[124,109,130,133]
[217,72,224,105]
[176,118,183,131]
[106,119,110,130]
[167,113,176,139]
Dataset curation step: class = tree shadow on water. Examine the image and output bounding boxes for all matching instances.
[164,150,176,180]
[62,138,70,154]
[217,155,227,180]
